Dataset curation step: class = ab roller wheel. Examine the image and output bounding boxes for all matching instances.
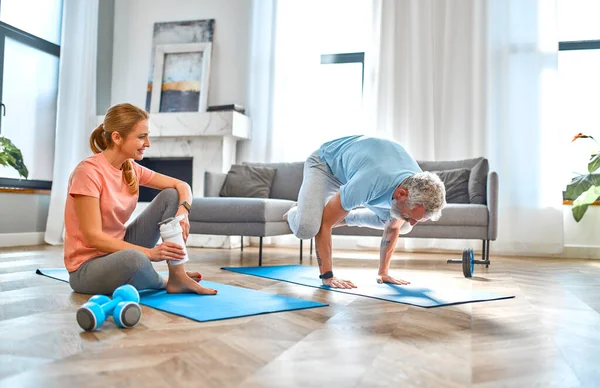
[447,247,490,278]
[461,248,475,278]
[77,284,142,331]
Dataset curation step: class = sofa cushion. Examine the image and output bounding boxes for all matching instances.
[219,165,277,199]
[432,168,470,204]
[420,203,488,226]
[468,158,489,204]
[189,197,295,223]
[418,157,489,205]
[204,171,227,197]
[244,162,304,201]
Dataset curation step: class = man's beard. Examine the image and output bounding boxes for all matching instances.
[391,199,413,223]
[390,199,402,219]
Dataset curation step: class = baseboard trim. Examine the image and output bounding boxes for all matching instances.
[0,232,46,248]
[561,245,600,259]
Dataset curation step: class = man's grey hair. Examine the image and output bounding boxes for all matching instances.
[398,172,447,221]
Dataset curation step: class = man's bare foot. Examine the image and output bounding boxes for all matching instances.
[282,202,298,221]
[166,273,217,294]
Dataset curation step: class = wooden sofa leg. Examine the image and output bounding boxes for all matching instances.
[259,237,263,266]
[299,240,303,263]
[310,238,313,256]
[241,236,243,252]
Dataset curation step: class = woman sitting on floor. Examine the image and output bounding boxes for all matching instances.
[64,103,217,295]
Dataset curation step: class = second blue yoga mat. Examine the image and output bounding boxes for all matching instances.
[221,265,515,308]
[36,268,327,322]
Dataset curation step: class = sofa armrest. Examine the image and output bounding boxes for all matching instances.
[487,171,499,240]
[204,171,227,197]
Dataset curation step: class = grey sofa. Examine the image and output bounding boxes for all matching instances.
[189,158,498,266]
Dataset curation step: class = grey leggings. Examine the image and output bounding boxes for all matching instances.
[69,188,179,295]
[286,151,386,240]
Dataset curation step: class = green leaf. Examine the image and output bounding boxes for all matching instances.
[572,204,589,222]
[0,136,29,179]
[572,186,600,222]
[565,173,600,200]
[589,153,600,173]
[574,185,600,207]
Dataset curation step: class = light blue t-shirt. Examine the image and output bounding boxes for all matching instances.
[318,135,422,221]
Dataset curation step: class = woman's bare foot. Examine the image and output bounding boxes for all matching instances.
[162,272,201,288]
[186,271,202,281]
[166,273,217,295]
[282,202,298,221]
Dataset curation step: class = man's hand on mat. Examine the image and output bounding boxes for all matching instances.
[377,274,410,285]
[322,277,357,289]
[147,242,186,262]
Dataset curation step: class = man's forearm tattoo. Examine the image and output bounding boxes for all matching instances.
[315,241,323,266]
[380,239,391,248]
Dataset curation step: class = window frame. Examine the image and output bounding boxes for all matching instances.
[0,20,61,190]
[320,52,365,92]
[559,39,600,51]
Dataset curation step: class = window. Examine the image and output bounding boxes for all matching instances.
[557,0,600,189]
[272,0,370,162]
[320,52,364,89]
[0,0,63,189]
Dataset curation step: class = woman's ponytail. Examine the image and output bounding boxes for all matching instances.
[90,124,108,154]
[121,159,139,195]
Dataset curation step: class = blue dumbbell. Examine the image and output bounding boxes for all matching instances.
[76,285,142,331]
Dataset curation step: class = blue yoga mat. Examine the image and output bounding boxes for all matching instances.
[36,268,327,322]
[221,265,515,308]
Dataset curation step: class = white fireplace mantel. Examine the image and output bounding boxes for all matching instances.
[96,111,250,141]
[148,111,251,140]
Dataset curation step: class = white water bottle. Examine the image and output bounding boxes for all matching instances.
[159,215,190,265]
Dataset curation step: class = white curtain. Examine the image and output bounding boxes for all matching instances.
[45,0,99,245]
[237,0,278,163]
[246,0,372,248]
[268,0,372,163]
[364,0,564,255]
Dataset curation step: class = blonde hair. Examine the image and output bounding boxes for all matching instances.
[89,103,149,194]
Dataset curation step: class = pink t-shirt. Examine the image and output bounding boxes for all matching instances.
[64,153,155,272]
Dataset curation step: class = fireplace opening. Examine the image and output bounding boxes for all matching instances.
[136,157,193,202]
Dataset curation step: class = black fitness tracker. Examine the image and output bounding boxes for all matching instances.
[179,201,191,213]
[319,271,334,280]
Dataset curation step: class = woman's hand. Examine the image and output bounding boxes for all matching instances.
[146,242,186,262]
[175,208,190,242]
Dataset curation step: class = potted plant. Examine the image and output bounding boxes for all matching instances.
[0,135,28,179]
[565,133,600,222]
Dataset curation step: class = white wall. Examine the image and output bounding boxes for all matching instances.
[111,0,252,109]
[563,205,600,258]
[0,193,49,233]
[0,193,49,246]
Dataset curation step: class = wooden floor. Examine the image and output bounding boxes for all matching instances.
[0,245,599,388]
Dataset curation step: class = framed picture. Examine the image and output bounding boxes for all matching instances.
[146,19,214,112]
[149,42,212,113]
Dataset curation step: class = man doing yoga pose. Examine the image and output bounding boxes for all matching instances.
[284,135,446,289]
